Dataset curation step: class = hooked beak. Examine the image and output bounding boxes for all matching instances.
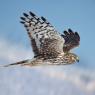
[76,57,79,62]
[77,59,79,62]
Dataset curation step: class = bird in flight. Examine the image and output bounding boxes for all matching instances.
[1,11,80,67]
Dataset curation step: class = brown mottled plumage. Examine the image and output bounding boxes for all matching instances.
[1,12,80,68]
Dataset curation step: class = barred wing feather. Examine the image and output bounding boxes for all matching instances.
[20,12,65,58]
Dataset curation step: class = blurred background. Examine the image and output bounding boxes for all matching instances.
[0,0,95,95]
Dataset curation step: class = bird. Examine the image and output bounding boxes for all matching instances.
[1,11,80,67]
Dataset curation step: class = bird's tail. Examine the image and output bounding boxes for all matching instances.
[0,59,31,68]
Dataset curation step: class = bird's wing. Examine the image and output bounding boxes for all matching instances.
[20,12,65,58]
[61,29,80,52]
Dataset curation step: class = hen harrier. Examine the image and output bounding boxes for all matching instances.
[2,12,80,67]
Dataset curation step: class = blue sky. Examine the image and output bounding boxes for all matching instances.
[0,0,95,95]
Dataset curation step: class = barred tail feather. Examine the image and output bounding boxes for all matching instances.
[0,59,31,68]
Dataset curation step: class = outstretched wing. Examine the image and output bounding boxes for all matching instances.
[61,29,80,52]
[20,12,64,58]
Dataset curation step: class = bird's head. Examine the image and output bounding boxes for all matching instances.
[63,53,79,64]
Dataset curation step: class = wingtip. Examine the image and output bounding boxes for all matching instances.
[20,17,26,21]
[29,11,35,17]
[68,28,73,32]
[75,32,80,41]
[41,16,46,22]
[20,21,25,24]
[64,30,69,35]
[23,13,29,17]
